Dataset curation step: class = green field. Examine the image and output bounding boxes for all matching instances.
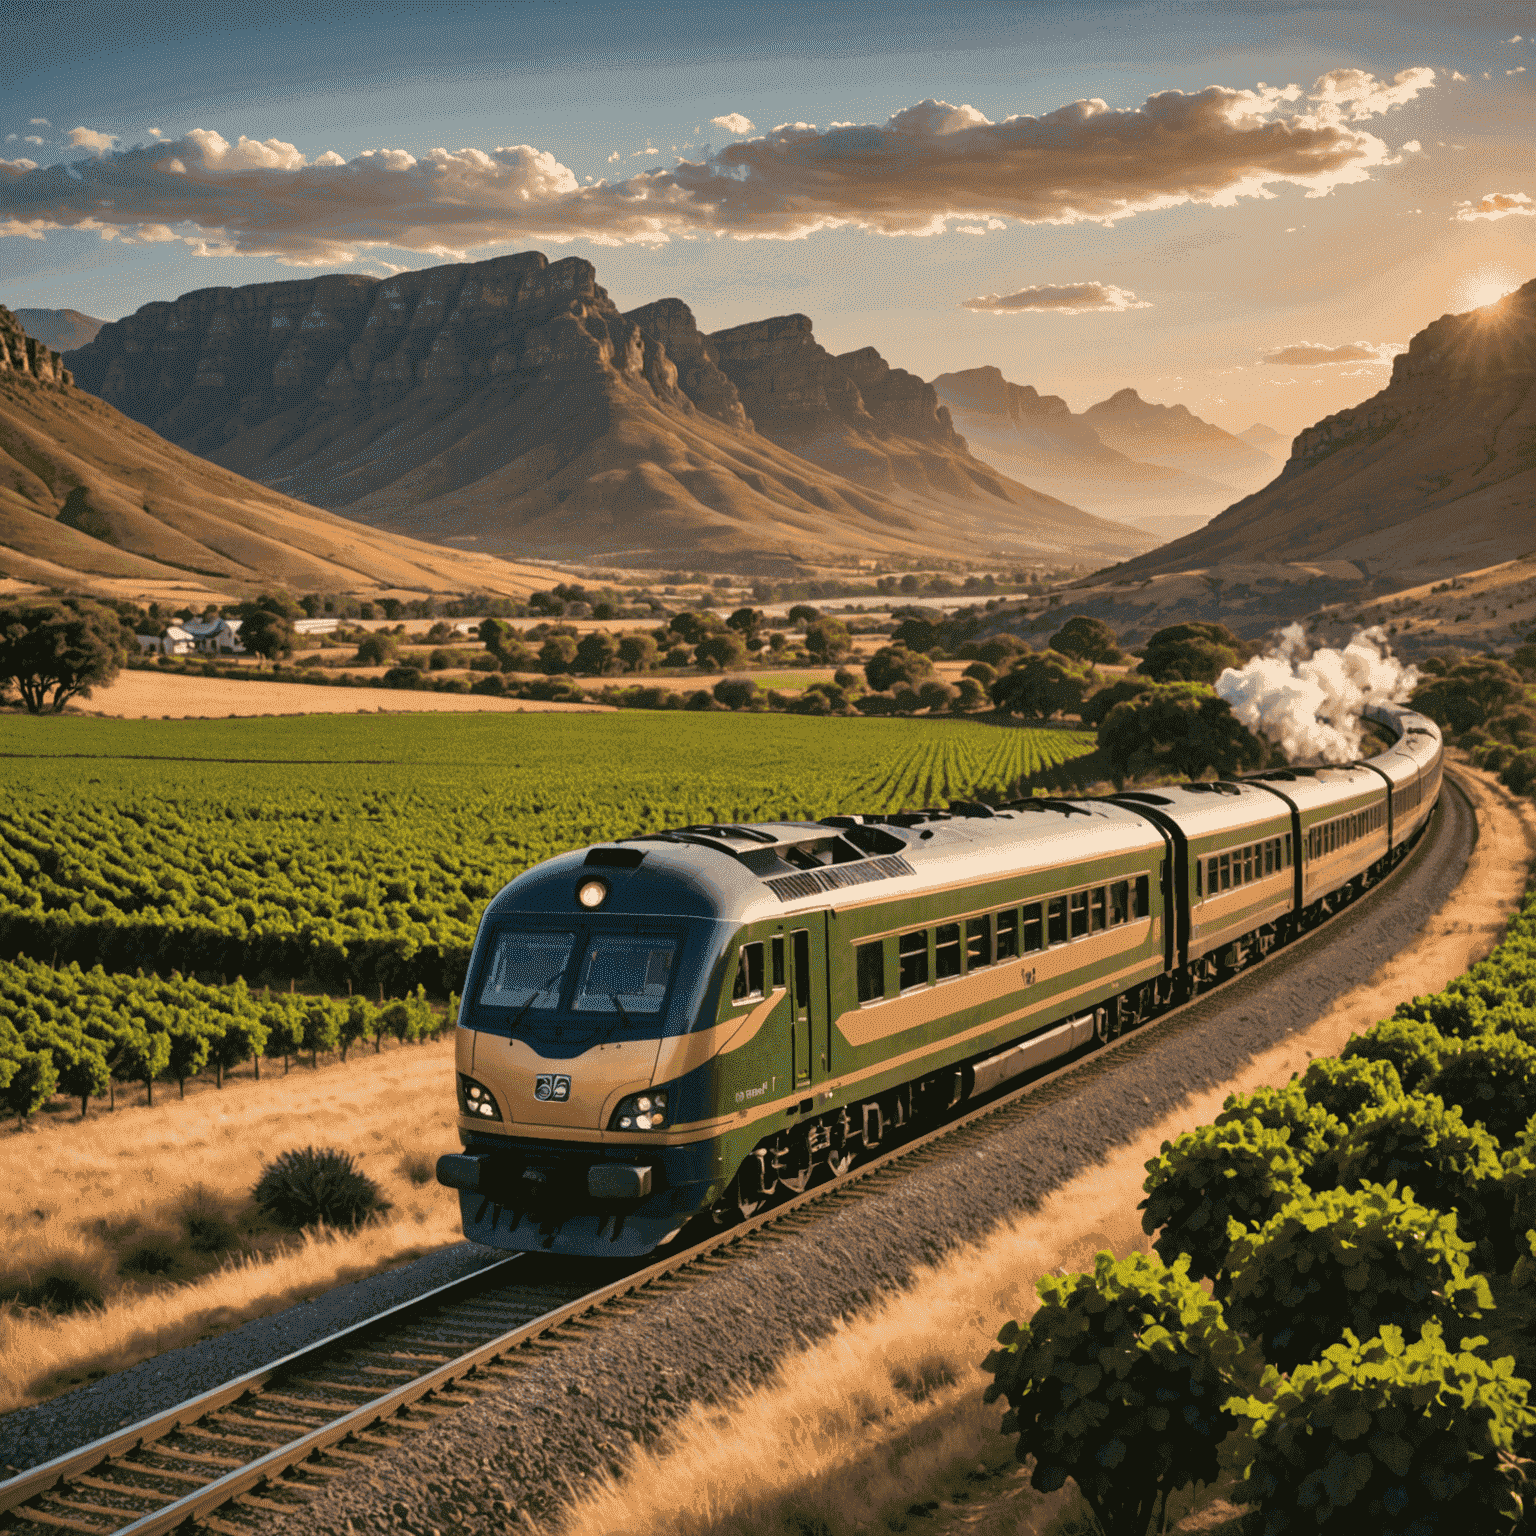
[0,713,1097,997]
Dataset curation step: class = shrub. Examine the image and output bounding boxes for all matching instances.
[0,1258,107,1313]
[252,1146,387,1229]
[1340,1018,1446,1093]
[1392,990,1487,1039]
[1228,1323,1536,1536]
[1214,1081,1343,1176]
[1427,1033,1536,1147]
[1298,1055,1404,1122]
[382,665,423,690]
[120,1237,179,1276]
[983,1251,1255,1536]
[1140,1119,1306,1282]
[181,1185,239,1253]
[1222,1183,1491,1372]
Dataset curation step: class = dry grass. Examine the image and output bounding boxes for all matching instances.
[0,1038,463,1414]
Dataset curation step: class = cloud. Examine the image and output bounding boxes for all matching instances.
[0,72,1436,264]
[66,125,116,154]
[710,113,755,136]
[963,281,1152,314]
[1509,67,1527,75]
[1401,139,1421,152]
[29,119,49,127]
[1,158,39,175]
[1454,190,1534,221]
[1260,340,1404,365]
[1452,71,1468,82]
[1507,35,1524,43]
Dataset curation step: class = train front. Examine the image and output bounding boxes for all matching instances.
[435,839,759,1257]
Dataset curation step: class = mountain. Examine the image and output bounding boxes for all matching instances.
[1238,422,1287,455]
[930,366,1244,540]
[1080,388,1279,488]
[1111,277,1536,586]
[66,253,1153,570]
[14,308,106,353]
[0,307,564,602]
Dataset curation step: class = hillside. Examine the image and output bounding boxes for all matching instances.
[1112,277,1536,586]
[66,254,1153,571]
[1080,388,1276,487]
[0,307,567,604]
[16,308,105,353]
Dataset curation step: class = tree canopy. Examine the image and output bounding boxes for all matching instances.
[1411,658,1526,736]
[0,598,130,714]
[990,650,1087,719]
[1137,623,1246,684]
[1099,683,1266,783]
[1049,615,1123,665]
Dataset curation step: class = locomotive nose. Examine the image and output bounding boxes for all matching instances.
[467,1032,663,1130]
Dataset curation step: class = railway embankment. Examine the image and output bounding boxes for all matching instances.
[188,761,1527,1536]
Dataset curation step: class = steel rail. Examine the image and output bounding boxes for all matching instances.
[0,779,1462,1536]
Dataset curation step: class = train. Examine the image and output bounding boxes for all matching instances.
[436,703,1443,1257]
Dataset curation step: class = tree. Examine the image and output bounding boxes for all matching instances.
[1140,1119,1307,1283]
[953,676,987,712]
[694,631,748,672]
[1099,684,1266,784]
[167,1019,211,1097]
[354,631,399,667]
[573,630,622,676]
[113,1023,169,1107]
[725,607,764,639]
[1222,1183,1490,1372]
[1083,676,1153,728]
[239,608,296,664]
[1229,1323,1536,1536]
[301,996,343,1067]
[1411,659,1525,736]
[209,1012,268,1087]
[713,677,759,710]
[977,635,1029,669]
[0,598,130,713]
[983,1251,1255,1536]
[1137,623,1245,684]
[803,617,852,661]
[891,612,943,653]
[917,680,958,713]
[1049,615,1123,665]
[1,1042,58,1121]
[539,634,578,674]
[382,665,423,690]
[338,997,374,1063]
[865,644,934,693]
[990,651,1088,719]
[52,1035,110,1118]
[617,632,659,672]
[786,604,821,627]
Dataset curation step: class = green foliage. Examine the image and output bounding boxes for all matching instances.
[990,650,1088,720]
[1427,1033,1536,1148]
[983,1251,1255,1536]
[1392,990,1488,1038]
[0,597,129,713]
[252,1146,387,1229]
[1140,1119,1306,1282]
[1228,1323,1536,1536]
[1136,623,1245,685]
[1222,1183,1491,1372]
[865,643,935,693]
[1048,616,1123,665]
[1341,1018,1446,1094]
[803,617,852,661]
[239,608,296,663]
[694,630,749,671]
[1299,1055,1405,1122]
[1099,683,1267,784]
[1411,658,1525,736]
[1215,1081,1344,1176]
[1083,676,1153,729]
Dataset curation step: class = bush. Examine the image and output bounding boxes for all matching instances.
[252,1146,388,1229]
[1228,1323,1536,1535]
[1140,1119,1306,1282]
[1221,1183,1491,1372]
[1340,1018,1446,1093]
[1298,1055,1404,1122]
[120,1237,179,1276]
[181,1185,239,1253]
[983,1251,1254,1536]
[713,677,758,711]
[865,644,934,693]
[1392,990,1487,1038]
[1214,1081,1343,1177]
[0,1256,107,1313]
[382,665,423,690]
[1427,1033,1536,1148]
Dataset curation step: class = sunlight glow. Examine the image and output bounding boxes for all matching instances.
[1452,264,1523,312]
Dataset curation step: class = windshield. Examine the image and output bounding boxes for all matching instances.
[476,929,577,1012]
[572,936,676,1014]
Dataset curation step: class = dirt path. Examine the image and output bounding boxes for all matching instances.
[73,670,612,718]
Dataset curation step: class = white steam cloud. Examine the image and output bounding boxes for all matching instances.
[1215,625,1418,763]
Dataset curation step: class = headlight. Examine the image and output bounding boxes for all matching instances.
[457,1074,503,1120]
[577,877,609,908]
[610,1087,670,1131]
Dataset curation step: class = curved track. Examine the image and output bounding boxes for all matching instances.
[0,777,1477,1536]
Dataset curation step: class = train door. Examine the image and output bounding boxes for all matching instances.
[786,915,831,1090]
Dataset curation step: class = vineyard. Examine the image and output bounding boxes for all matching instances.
[0,713,1096,1117]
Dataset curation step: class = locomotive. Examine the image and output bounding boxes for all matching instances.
[437,703,1443,1257]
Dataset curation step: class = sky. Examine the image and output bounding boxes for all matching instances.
[2,0,1532,437]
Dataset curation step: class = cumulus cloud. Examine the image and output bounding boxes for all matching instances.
[709,113,755,136]
[1401,139,1422,153]
[963,281,1152,314]
[1,158,39,175]
[1454,191,1535,221]
[66,125,116,154]
[1452,71,1468,82]
[1260,340,1403,365]
[23,136,43,146]
[0,71,1437,265]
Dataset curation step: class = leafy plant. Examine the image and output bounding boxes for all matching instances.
[1140,1119,1306,1282]
[252,1146,387,1229]
[1222,1183,1491,1372]
[1228,1323,1536,1536]
[1391,990,1487,1039]
[1427,1033,1536,1148]
[983,1251,1256,1536]
[1298,1055,1404,1122]
[1215,1081,1343,1178]
[1340,1018,1446,1093]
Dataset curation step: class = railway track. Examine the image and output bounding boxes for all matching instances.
[0,776,1471,1536]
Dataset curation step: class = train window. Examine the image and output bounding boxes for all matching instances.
[1244,847,1255,882]
[1134,874,1150,919]
[935,923,962,979]
[1047,896,1068,946]
[1110,881,1129,925]
[478,929,577,1011]
[1069,891,1089,939]
[856,942,885,1004]
[1000,908,1023,958]
[1285,833,1292,867]
[1194,859,1202,898]
[1264,841,1274,876]
[1219,854,1231,891]
[792,929,811,1021]
[1206,858,1219,898]
[771,935,785,989]
[731,942,765,1003]
[1090,887,1107,932]
[572,936,676,1015]
[966,915,992,970]
[899,930,929,991]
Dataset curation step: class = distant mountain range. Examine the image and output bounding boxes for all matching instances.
[929,367,1281,542]
[0,306,567,602]
[14,308,106,353]
[65,253,1154,571]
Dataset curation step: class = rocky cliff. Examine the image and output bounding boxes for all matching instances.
[1080,388,1276,487]
[1,306,71,388]
[16,307,105,354]
[70,258,1153,568]
[1108,276,1536,585]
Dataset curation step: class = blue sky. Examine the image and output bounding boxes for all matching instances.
[4,0,1532,433]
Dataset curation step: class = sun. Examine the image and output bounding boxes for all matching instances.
[1451,264,1523,313]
